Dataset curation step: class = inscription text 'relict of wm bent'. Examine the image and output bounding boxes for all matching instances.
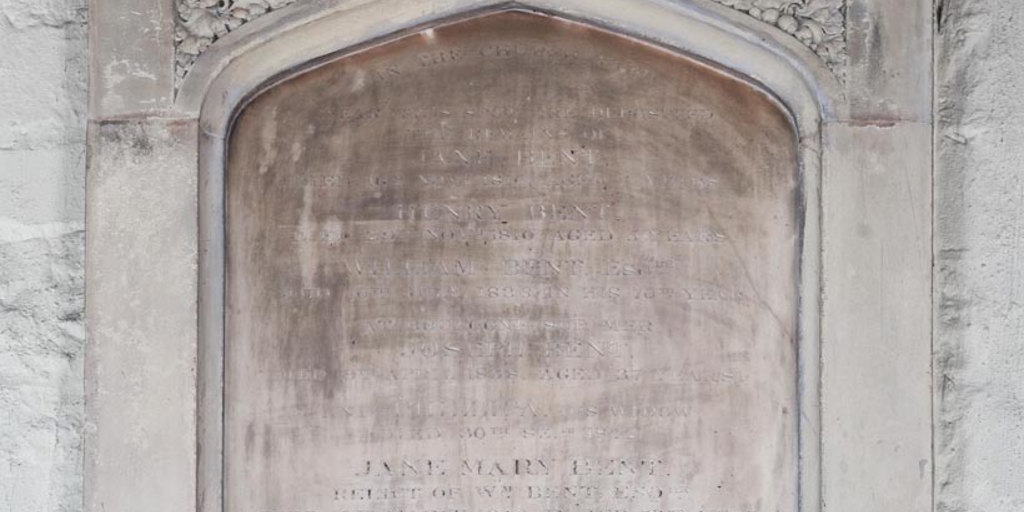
[226,12,800,512]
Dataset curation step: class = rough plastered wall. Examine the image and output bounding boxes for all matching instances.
[937,0,1024,511]
[0,0,87,510]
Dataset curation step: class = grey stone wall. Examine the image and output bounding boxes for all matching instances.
[936,1,1024,510]
[2,0,1024,510]
[0,0,86,510]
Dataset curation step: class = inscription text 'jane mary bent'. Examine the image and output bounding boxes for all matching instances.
[226,12,799,512]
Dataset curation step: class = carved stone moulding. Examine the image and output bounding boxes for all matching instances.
[173,0,847,88]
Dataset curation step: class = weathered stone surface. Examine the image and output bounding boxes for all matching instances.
[226,13,799,512]
[820,122,932,512]
[85,119,198,512]
[90,0,175,115]
[0,0,86,510]
[844,0,932,122]
[0,229,83,512]
[937,1,1024,510]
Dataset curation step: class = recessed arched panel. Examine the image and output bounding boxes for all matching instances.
[226,11,798,512]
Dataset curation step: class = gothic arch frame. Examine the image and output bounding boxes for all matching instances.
[176,1,845,511]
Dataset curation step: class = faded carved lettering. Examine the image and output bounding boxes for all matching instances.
[226,13,799,512]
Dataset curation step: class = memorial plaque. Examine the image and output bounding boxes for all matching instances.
[226,12,799,512]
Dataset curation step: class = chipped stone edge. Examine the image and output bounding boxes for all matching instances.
[173,0,847,89]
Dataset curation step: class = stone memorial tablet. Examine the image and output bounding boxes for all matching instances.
[226,12,799,512]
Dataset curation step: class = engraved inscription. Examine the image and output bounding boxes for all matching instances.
[227,12,798,512]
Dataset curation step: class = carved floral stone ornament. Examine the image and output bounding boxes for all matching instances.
[709,0,846,73]
[175,0,299,85]
[174,0,847,87]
